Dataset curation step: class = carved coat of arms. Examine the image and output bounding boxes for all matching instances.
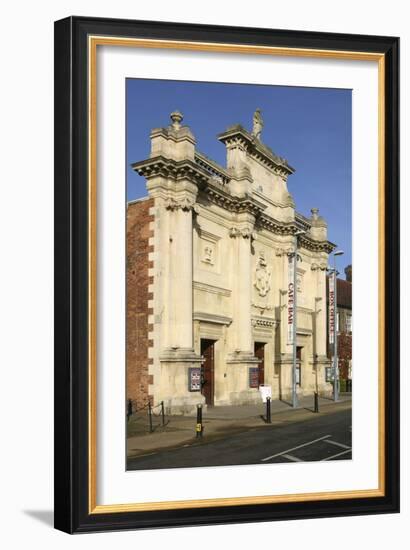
[254,251,271,297]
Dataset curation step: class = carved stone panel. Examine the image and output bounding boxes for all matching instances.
[198,230,220,272]
[254,251,271,297]
[201,242,215,266]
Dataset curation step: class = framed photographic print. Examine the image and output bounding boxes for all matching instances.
[54,16,399,533]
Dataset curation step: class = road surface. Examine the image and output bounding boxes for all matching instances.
[127,407,352,470]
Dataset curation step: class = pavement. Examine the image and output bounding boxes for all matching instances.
[127,394,352,459]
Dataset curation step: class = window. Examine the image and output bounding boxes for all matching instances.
[346,313,352,333]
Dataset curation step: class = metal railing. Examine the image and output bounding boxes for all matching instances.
[127,399,167,433]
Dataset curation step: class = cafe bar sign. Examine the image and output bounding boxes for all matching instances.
[287,255,295,345]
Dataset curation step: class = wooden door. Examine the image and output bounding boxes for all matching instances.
[200,339,215,406]
[254,342,265,386]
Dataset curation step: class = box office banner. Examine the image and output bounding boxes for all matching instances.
[329,273,335,345]
[287,255,295,345]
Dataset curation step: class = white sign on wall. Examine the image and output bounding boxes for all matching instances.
[259,385,272,403]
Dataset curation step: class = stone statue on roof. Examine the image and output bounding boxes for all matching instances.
[252,108,263,140]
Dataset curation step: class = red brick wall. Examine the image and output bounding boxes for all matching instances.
[126,198,154,409]
[338,331,352,380]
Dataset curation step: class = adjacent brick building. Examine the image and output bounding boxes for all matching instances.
[126,197,154,408]
[327,264,352,383]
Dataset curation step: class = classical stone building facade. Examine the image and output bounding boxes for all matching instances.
[127,111,335,414]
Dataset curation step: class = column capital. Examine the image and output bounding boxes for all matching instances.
[311,261,328,271]
[165,196,196,212]
[229,226,257,239]
[227,227,245,239]
[275,246,294,257]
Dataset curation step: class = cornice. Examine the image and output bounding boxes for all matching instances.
[194,151,230,185]
[193,312,232,325]
[299,235,336,254]
[193,281,231,297]
[132,155,210,186]
[133,156,336,254]
[257,214,295,235]
[206,182,267,217]
[295,213,312,232]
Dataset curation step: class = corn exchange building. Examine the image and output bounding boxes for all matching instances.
[127,111,335,414]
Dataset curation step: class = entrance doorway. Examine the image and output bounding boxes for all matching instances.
[200,339,215,406]
[254,342,265,386]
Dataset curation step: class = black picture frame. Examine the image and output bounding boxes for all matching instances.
[54,15,399,533]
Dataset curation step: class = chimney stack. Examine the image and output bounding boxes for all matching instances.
[345,264,352,282]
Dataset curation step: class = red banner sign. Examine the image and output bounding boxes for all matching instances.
[329,273,335,344]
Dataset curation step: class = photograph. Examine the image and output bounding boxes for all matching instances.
[53,15,399,533]
[0,2,405,546]
[125,79,353,471]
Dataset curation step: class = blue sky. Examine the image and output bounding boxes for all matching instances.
[126,79,352,271]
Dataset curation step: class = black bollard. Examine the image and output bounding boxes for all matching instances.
[161,401,165,426]
[196,404,203,438]
[314,392,319,413]
[266,396,272,423]
[127,399,133,422]
[148,401,153,433]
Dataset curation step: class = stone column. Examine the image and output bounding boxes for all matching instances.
[157,190,205,414]
[166,194,195,350]
[158,198,172,350]
[275,244,296,402]
[315,265,327,357]
[311,257,332,395]
[233,227,253,354]
[226,215,259,405]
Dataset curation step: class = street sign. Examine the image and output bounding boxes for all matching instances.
[325,366,334,382]
[296,365,301,385]
[259,384,272,403]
